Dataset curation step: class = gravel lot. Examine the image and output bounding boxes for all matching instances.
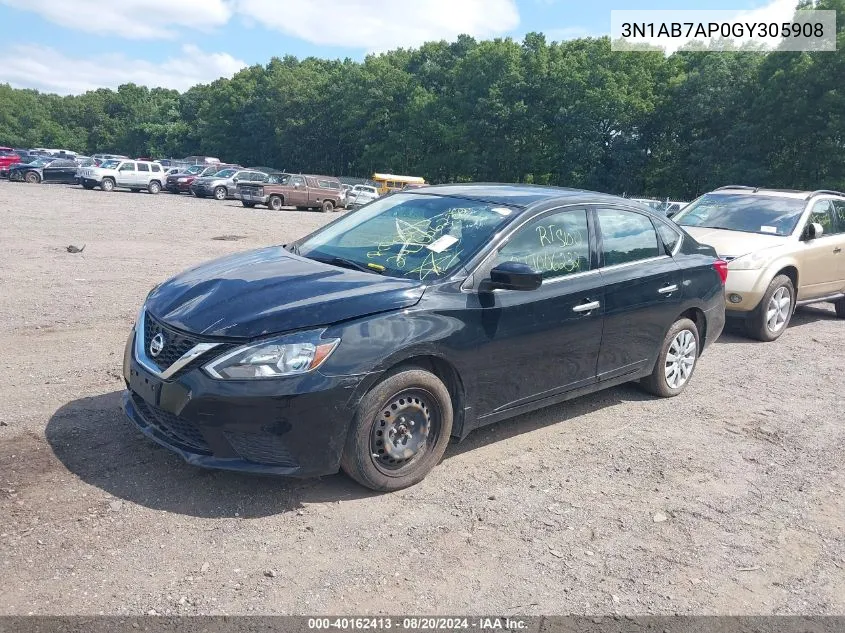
[0,182,843,616]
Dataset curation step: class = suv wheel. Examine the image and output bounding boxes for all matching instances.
[746,274,794,342]
[640,317,699,398]
[340,368,453,492]
[321,199,335,213]
[25,171,40,184]
[213,186,227,201]
[101,178,115,192]
[268,195,284,211]
[148,181,161,194]
[834,297,845,318]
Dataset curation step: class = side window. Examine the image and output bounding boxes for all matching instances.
[831,200,845,235]
[808,200,835,235]
[498,209,591,280]
[290,176,305,187]
[138,163,150,172]
[655,220,681,254]
[151,164,161,172]
[119,162,135,172]
[597,208,660,266]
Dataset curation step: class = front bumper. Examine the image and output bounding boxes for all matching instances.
[239,192,269,205]
[722,268,768,313]
[123,332,364,478]
[166,181,193,192]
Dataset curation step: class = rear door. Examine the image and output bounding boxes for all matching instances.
[831,200,845,290]
[137,162,151,186]
[594,206,683,381]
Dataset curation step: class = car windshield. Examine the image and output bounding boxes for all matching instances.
[673,193,806,236]
[296,193,517,281]
[100,160,120,169]
[213,169,236,178]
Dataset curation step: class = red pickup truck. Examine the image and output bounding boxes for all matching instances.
[0,147,21,177]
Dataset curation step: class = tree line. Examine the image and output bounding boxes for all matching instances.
[1,0,843,200]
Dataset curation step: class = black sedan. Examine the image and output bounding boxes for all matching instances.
[123,184,727,491]
[8,157,80,184]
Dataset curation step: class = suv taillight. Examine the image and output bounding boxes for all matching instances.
[713,260,728,285]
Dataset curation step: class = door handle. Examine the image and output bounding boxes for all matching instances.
[572,300,600,313]
[658,284,679,294]
[834,247,842,254]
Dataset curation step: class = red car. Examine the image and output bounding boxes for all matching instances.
[0,147,21,177]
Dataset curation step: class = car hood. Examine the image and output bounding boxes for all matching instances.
[682,226,789,259]
[144,246,425,339]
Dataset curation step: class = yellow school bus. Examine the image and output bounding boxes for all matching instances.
[372,173,426,194]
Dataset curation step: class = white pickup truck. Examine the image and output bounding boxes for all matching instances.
[79,159,166,193]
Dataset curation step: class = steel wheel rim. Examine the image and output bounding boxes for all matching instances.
[766,286,791,332]
[664,329,697,389]
[370,388,441,476]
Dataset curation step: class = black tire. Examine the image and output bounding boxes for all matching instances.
[640,317,700,398]
[25,171,40,184]
[834,298,845,319]
[213,186,227,201]
[321,199,335,213]
[242,201,256,208]
[148,181,161,194]
[268,195,284,211]
[101,178,115,192]
[340,368,453,492]
[745,274,795,342]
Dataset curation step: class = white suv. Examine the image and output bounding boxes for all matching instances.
[80,159,165,193]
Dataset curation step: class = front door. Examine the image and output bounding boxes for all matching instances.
[116,161,137,187]
[594,207,683,381]
[470,207,605,418]
[796,199,845,300]
[287,175,308,206]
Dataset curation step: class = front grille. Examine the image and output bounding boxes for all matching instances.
[143,312,202,372]
[132,393,211,454]
[224,431,298,467]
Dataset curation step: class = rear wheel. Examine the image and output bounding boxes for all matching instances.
[213,186,227,201]
[746,275,794,341]
[148,181,161,194]
[268,195,283,211]
[25,171,40,184]
[834,298,845,318]
[340,368,453,492]
[321,199,335,213]
[640,317,699,398]
[101,178,115,192]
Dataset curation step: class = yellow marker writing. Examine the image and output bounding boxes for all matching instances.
[367,263,386,271]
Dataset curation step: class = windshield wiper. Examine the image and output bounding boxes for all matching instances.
[310,255,383,274]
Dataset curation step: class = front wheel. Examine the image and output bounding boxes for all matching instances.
[268,195,283,211]
[101,178,115,192]
[640,317,699,398]
[213,186,227,201]
[148,181,161,194]
[25,171,40,184]
[340,369,453,492]
[746,275,794,341]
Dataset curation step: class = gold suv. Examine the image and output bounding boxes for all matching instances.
[672,186,845,341]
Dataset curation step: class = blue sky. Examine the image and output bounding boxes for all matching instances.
[0,0,794,95]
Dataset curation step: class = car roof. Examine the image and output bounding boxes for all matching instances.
[709,186,845,200]
[404,183,653,210]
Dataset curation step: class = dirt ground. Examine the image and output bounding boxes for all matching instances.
[0,181,843,616]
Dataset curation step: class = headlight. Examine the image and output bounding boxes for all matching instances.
[203,331,340,380]
[727,248,779,271]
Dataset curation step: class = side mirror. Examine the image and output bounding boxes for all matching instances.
[489,262,542,291]
[232,177,239,183]
[804,222,824,240]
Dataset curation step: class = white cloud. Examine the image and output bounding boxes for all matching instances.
[0,44,246,94]
[234,0,520,52]
[0,0,235,39]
